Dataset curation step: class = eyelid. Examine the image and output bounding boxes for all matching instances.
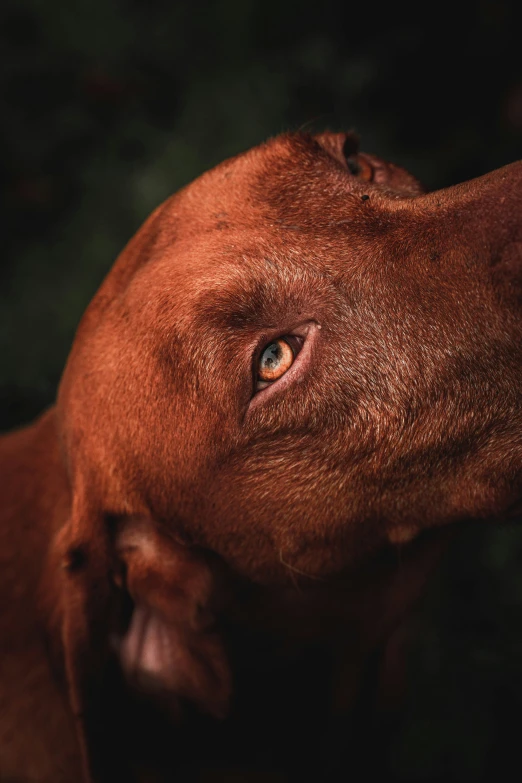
[281,334,305,356]
[248,321,319,411]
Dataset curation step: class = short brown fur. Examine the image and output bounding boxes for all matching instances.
[1,132,521,781]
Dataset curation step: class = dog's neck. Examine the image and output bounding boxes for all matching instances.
[0,407,70,625]
[0,409,85,779]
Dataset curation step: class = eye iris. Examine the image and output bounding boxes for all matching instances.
[258,339,294,382]
[345,154,373,182]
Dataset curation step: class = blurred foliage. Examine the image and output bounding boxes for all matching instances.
[1,0,522,779]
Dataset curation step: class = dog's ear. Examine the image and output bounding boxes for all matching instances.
[52,187,233,780]
[112,515,231,720]
[53,487,120,783]
[54,491,231,783]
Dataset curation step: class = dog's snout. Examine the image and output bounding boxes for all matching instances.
[419,161,522,282]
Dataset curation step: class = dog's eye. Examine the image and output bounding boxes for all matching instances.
[256,336,303,390]
[345,154,374,182]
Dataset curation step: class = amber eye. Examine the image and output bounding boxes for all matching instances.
[345,154,374,182]
[257,337,296,389]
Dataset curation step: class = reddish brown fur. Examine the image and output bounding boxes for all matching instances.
[0,132,521,781]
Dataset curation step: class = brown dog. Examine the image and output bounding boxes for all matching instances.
[1,131,521,782]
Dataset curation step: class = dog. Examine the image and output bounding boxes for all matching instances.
[1,131,521,782]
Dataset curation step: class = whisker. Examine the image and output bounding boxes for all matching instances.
[279,549,327,585]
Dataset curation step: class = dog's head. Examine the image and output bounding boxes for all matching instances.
[52,131,522,776]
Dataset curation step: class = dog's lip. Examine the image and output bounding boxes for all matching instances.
[247,320,320,412]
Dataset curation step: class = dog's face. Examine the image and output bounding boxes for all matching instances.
[51,132,522,775]
[58,132,522,585]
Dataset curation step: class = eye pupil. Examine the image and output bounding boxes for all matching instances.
[261,343,282,369]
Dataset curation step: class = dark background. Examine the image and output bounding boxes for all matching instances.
[2,0,522,779]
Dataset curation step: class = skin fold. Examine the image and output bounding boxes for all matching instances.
[0,131,521,781]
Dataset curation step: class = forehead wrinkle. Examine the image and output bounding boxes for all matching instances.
[190,250,337,333]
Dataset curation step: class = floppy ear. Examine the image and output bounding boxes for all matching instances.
[55,489,232,783]
[54,487,121,783]
[112,515,232,720]
[51,168,236,778]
